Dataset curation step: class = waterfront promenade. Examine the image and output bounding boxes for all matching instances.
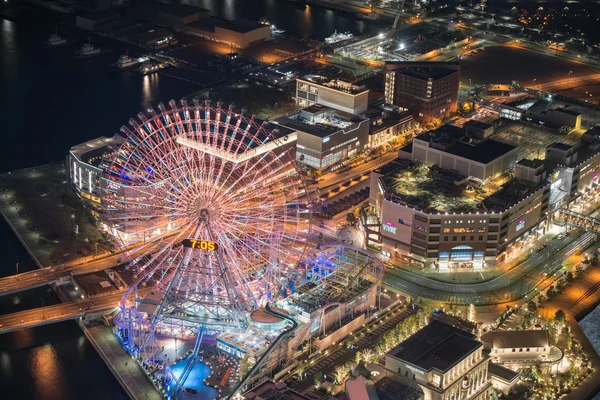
[83,323,162,400]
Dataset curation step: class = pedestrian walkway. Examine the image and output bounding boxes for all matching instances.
[83,323,162,400]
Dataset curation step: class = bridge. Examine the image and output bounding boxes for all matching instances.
[0,242,160,298]
[0,289,148,335]
[555,209,600,233]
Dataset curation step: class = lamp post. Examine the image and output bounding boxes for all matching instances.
[533,78,537,86]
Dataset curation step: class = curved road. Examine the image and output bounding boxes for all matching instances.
[383,229,595,305]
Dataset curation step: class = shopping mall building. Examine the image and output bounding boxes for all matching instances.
[368,126,552,271]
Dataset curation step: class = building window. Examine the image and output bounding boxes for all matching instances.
[519,348,523,352]
[452,236,457,241]
[526,348,530,352]
[479,236,483,241]
[433,375,441,386]
[512,349,516,352]
[444,236,448,241]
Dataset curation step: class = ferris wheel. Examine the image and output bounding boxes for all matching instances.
[102,99,311,334]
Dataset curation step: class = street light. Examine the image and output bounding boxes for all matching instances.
[533,78,537,86]
[568,70,573,78]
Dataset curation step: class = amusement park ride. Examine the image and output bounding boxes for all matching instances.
[100,99,383,399]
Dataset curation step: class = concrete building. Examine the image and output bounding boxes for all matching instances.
[134,28,175,48]
[481,330,553,366]
[384,62,460,124]
[367,108,415,148]
[487,364,520,396]
[409,126,520,182]
[127,3,210,27]
[527,106,582,130]
[463,120,494,140]
[66,135,125,210]
[76,10,119,31]
[385,321,493,400]
[273,104,370,170]
[296,75,369,115]
[185,18,270,48]
[369,126,550,269]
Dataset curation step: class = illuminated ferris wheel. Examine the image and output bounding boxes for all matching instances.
[102,99,310,337]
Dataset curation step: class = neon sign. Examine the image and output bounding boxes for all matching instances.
[516,218,525,232]
[383,222,397,234]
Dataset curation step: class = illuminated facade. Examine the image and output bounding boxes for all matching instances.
[273,104,370,170]
[66,135,124,210]
[295,75,369,115]
[385,321,493,400]
[370,157,550,270]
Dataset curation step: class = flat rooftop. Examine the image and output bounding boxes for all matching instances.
[70,135,125,166]
[187,17,265,34]
[415,127,518,164]
[488,363,520,383]
[299,74,368,95]
[481,330,549,350]
[378,160,511,213]
[274,104,365,139]
[388,320,481,373]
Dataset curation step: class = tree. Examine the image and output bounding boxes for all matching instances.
[567,272,574,282]
[527,301,537,314]
[333,366,347,384]
[313,373,323,389]
[467,304,476,323]
[295,364,306,379]
[346,213,357,225]
[361,349,376,365]
[554,309,566,323]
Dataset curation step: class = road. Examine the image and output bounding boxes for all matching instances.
[0,241,159,297]
[384,228,595,305]
[0,289,148,335]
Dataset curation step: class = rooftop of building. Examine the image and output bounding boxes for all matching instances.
[481,330,549,350]
[367,109,413,135]
[70,135,125,167]
[250,307,288,324]
[243,380,312,400]
[129,3,209,18]
[375,377,423,400]
[555,107,582,117]
[463,119,493,130]
[187,17,266,34]
[377,159,515,213]
[487,363,520,383]
[299,74,368,95]
[273,104,366,139]
[517,158,545,169]
[483,178,544,212]
[78,10,119,21]
[415,126,518,165]
[387,320,481,373]
[548,142,573,152]
[134,27,173,43]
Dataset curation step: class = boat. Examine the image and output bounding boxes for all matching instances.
[325,30,354,44]
[270,24,286,34]
[356,12,379,21]
[139,61,167,75]
[75,39,102,58]
[259,17,270,26]
[112,51,142,70]
[43,29,69,48]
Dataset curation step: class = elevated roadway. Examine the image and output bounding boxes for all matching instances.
[0,241,159,297]
[0,289,148,335]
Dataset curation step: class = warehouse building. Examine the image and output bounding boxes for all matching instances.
[185,17,270,49]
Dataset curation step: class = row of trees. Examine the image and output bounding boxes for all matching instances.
[373,306,432,356]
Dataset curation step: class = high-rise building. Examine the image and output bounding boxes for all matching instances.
[384,62,460,124]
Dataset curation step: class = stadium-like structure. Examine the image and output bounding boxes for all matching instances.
[100,100,383,399]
